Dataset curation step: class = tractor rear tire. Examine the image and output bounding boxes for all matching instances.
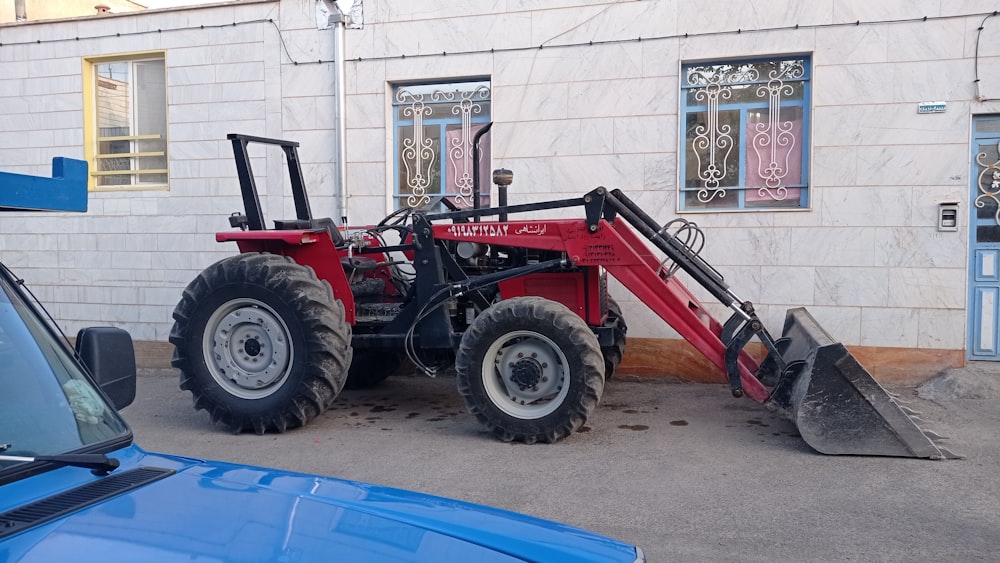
[169,253,352,434]
[602,298,628,380]
[343,350,404,390]
[455,296,605,444]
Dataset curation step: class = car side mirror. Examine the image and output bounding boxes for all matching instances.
[76,327,137,410]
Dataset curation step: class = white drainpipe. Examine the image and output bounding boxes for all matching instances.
[333,10,348,226]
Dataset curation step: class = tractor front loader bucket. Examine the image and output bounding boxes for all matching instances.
[766,308,960,459]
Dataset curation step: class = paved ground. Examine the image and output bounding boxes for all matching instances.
[122,367,1000,562]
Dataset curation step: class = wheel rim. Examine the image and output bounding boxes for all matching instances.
[482,330,569,420]
[203,298,293,399]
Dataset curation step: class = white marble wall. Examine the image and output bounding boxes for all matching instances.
[3,0,1000,353]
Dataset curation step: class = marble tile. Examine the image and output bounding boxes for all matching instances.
[642,40,680,79]
[347,60,387,95]
[699,226,792,267]
[27,57,81,79]
[887,267,967,309]
[214,82,264,103]
[0,59,29,80]
[975,56,1000,101]
[568,77,676,118]
[893,59,978,102]
[167,104,211,124]
[27,93,81,114]
[859,307,919,347]
[969,14,1000,57]
[855,144,967,187]
[492,83,569,121]
[874,227,967,268]
[886,19,967,62]
[286,129,338,164]
[345,127,387,162]
[208,100,269,123]
[579,118,615,155]
[814,266,889,307]
[373,13,530,58]
[345,161,388,198]
[642,152,677,193]
[820,186,913,227]
[678,28,816,62]
[623,300,683,340]
[495,43,643,85]
[177,5,245,29]
[169,140,222,161]
[274,28,332,62]
[168,84,216,105]
[560,153,646,190]
[377,1,507,22]
[383,57,494,91]
[759,265,816,305]
[22,75,79,96]
[613,115,675,154]
[788,226,876,267]
[812,62,896,106]
[346,195,390,226]
[918,307,966,349]
[215,61,266,84]
[815,23,889,64]
[283,96,335,131]
[813,103,970,147]
[280,63,337,98]
[832,0,941,23]
[492,119,581,159]
[301,163,339,197]
[529,0,678,46]
[168,65,216,86]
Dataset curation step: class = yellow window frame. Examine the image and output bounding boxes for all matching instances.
[82,50,169,192]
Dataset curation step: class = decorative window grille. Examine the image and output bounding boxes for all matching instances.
[92,57,168,190]
[392,80,491,210]
[680,56,810,210]
[973,116,1000,228]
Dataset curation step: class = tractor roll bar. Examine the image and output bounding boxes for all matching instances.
[227,133,313,232]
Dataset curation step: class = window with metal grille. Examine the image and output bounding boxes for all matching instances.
[680,56,811,211]
[89,56,168,190]
[392,80,491,210]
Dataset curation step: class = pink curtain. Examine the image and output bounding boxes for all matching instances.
[444,128,491,209]
[744,115,802,202]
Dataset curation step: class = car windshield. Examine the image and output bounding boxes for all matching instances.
[0,268,128,466]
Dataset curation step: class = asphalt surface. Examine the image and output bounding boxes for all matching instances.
[122,367,1000,562]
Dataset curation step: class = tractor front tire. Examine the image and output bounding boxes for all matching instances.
[170,253,352,434]
[602,297,628,380]
[455,297,605,444]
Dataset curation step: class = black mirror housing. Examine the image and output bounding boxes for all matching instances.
[76,327,137,410]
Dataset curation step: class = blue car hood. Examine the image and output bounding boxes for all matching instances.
[0,446,637,562]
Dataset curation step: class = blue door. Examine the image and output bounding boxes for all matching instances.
[968,116,1000,360]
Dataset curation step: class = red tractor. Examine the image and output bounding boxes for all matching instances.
[170,134,955,458]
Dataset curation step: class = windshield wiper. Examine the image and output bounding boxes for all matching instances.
[0,453,120,476]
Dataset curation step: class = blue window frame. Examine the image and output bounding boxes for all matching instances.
[680,56,811,211]
[392,80,492,210]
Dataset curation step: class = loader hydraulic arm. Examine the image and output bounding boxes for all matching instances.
[580,188,786,397]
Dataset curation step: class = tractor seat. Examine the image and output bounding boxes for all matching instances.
[272,217,345,246]
[310,217,346,246]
